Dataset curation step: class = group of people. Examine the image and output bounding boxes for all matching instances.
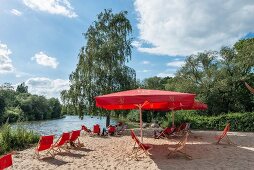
[101,122,127,136]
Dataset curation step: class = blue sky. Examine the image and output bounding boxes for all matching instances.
[0,0,254,98]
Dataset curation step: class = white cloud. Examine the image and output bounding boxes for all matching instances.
[31,51,59,68]
[142,60,150,65]
[157,72,174,78]
[0,42,14,74]
[132,40,142,48]
[142,69,151,73]
[25,77,69,98]
[10,9,22,16]
[166,61,185,67]
[23,0,77,18]
[134,0,254,56]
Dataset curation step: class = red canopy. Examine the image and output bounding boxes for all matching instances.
[95,88,196,109]
[95,89,196,142]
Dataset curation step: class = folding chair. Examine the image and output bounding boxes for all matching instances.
[34,135,54,159]
[93,124,101,135]
[129,129,153,160]
[168,132,192,159]
[174,123,192,136]
[117,125,128,135]
[69,130,82,147]
[215,123,235,145]
[0,153,13,169]
[107,125,116,136]
[52,132,70,154]
[81,125,92,135]
[155,126,175,139]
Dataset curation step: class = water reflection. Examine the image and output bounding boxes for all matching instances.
[13,115,117,136]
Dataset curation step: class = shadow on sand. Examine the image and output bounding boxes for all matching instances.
[148,132,254,170]
[41,157,69,166]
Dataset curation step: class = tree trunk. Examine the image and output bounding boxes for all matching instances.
[106,112,111,127]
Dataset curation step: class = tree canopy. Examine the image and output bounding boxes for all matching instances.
[0,82,62,124]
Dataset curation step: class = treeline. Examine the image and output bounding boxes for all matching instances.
[0,82,62,124]
[120,38,254,127]
[138,38,254,115]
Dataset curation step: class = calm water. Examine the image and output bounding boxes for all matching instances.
[13,115,118,136]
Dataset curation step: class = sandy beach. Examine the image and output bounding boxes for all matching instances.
[12,129,254,170]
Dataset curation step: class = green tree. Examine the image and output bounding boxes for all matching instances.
[64,9,136,126]
[48,98,61,119]
[16,82,28,93]
[142,76,172,90]
[165,38,254,115]
[0,95,6,123]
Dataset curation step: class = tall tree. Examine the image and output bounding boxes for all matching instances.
[16,82,28,93]
[64,9,136,126]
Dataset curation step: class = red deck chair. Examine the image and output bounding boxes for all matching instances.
[93,124,101,135]
[129,129,153,159]
[108,125,116,135]
[215,123,235,145]
[52,132,70,154]
[155,126,175,139]
[0,153,12,169]
[34,135,54,159]
[81,125,92,135]
[69,130,82,147]
[175,123,187,132]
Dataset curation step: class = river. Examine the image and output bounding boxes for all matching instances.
[13,115,118,136]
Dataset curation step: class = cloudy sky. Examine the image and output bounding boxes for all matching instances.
[0,0,254,98]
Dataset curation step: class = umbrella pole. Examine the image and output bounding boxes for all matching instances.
[138,105,143,143]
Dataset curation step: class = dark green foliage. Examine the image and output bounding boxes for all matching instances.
[16,82,28,93]
[127,110,139,122]
[0,124,39,155]
[48,98,61,119]
[0,83,62,124]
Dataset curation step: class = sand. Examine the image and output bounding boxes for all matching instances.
[11,129,254,170]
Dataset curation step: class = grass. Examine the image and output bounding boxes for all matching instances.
[0,124,40,155]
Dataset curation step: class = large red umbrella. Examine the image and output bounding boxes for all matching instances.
[95,88,196,142]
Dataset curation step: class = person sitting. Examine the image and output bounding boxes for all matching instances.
[116,123,128,135]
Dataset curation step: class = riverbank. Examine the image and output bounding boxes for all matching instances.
[11,129,254,170]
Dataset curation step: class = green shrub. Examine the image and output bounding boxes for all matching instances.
[127,110,139,122]
[0,124,39,155]
[162,111,254,131]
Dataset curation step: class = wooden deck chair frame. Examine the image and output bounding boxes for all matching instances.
[167,132,192,159]
[129,129,152,160]
[52,132,71,154]
[174,123,191,136]
[0,153,13,169]
[215,123,235,145]
[34,135,55,159]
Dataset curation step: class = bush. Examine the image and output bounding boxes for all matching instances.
[0,124,39,155]
[127,110,139,122]
[162,111,254,131]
